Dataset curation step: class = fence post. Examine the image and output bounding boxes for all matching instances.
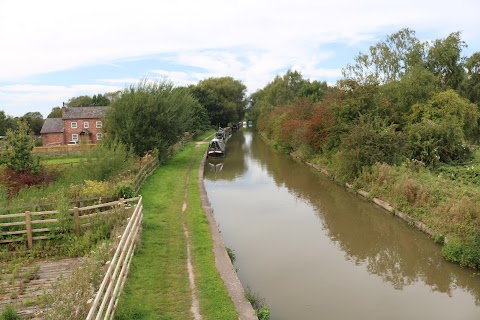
[119,198,125,216]
[25,211,33,250]
[74,207,80,235]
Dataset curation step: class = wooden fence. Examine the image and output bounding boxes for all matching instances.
[0,197,140,249]
[86,196,143,320]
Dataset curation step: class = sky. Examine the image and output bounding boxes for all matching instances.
[1,0,479,118]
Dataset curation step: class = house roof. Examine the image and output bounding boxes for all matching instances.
[40,118,64,134]
[62,106,109,119]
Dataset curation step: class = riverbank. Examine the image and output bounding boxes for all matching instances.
[115,132,255,319]
[261,133,480,269]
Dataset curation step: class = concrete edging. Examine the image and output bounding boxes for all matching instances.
[198,151,258,320]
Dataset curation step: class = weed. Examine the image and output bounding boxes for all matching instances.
[226,247,236,263]
[245,287,271,320]
[0,305,19,320]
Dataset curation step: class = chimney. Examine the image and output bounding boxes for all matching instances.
[61,105,66,118]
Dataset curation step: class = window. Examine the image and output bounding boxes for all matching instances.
[72,134,78,141]
[96,133,103,140]
[71,122,77,129]
[84,121,89,129]
[96,121,102,128]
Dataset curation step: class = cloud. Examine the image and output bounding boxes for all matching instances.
[0,84,122,117]
[0,0,479,116]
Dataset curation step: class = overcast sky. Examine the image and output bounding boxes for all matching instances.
[1,0,479,117]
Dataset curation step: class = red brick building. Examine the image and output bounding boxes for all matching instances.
[40,106,109,146]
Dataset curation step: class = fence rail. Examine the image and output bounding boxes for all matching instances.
[0,197,140,249]
[86,196,143,320]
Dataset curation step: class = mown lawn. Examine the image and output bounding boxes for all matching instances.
[115,132,237,320]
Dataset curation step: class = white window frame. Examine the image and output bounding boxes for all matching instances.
[84,121,89,129]
[72,134,78,141]
[96,121,102,128]
[96,133,103,140]
[71,121,77,129]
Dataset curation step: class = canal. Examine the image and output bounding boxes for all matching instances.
[203,130,480,320]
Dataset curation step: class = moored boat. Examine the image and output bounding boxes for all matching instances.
[207,138,226,158]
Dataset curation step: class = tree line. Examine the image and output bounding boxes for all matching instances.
[250,28,480,180]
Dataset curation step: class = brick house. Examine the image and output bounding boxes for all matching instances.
[40,106,109,146]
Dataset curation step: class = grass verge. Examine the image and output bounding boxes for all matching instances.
[115,132,237,319]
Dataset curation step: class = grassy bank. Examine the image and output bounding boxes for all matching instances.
[115,132,237,319]
[310,149,480,269]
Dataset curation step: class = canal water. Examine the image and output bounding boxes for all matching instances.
[203,130,480,320]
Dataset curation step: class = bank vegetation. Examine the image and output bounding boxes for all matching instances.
[249,28,480,269]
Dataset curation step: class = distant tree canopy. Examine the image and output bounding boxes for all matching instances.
[190,76,247,127]
[249,70,329,122]
[105,80,209,158]
[20,112,44,135]
[47,107,62,118]
[0,111,16,136]
[67,93,112,107]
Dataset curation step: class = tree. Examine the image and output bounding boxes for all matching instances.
[21,112,44,135]
[92,93,110,106]
[0,110,16,136]
[249,70,328,123]
[67,95,93,107]
[342,28,427,85]
[3,119,40,173]
[195,77,247,126]
[47,107,62,118]
[459,52,480,107]
[426,31,466,90]
[106,80,208,158]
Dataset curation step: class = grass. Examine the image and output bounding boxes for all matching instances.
[41,157,87,165]
[115,131,237,319]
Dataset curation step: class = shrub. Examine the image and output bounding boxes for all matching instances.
[0,167,58,198]
[442,235,480,269]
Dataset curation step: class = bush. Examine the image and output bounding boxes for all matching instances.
[406,120,472,167]
[442,235,480,269]
[333,118,405,182]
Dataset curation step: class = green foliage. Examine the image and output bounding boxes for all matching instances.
[3,119,41,174]
[245,288,270,320]
[343,28,427,85]
[426,31,466,90]
[92,93,110,106]
[80,140,136,181]
[0,110,17,136]
[106,80,206,157]
[193,76,247,126]
[0,305,19,320]
[115,181,134,199]
[333,117,405,181]
[67,95,93,107]
[406,120,471,167]
[442,235,480,269]
[47,106,62,118]
[459,52,480,107]
[226,247,236,263]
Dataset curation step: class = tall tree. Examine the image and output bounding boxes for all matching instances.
[459,52,480,107]
[426,31,466,90]
[195,77,247,126]
[343,28,427,85]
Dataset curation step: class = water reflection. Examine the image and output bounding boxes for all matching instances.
[204,131,480,319]
[247,132,480,304]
